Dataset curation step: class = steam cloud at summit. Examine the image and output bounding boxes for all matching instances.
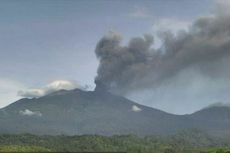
[95,2,230,95]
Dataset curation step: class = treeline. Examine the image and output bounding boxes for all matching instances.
[0,130,230,153]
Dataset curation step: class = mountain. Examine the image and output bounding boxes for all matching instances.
[0,88,230,137]
[190,106,230,137]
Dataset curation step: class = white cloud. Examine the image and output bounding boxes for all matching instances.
[214,0,230,15]
[18,80,82,98]
[132,105,142,112]
[19,109,42,117]
[18,89,45,98]
[215,0,230,7]
[0,78,25,108]
[128,6,152,19]
[152,18,191,48]
[153,18,191,34]
[47,80,77,91]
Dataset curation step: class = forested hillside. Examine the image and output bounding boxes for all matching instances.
[0,130,230,153]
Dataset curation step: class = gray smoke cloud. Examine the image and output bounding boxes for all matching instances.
[95,2,230,95]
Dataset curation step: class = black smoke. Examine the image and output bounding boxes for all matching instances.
[95,2,230,95]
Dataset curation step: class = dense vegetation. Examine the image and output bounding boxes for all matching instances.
[0,130,230,153]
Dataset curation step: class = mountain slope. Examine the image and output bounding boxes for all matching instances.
[0,89,186,135]
[0,88,230,137]
[189,106,230,137]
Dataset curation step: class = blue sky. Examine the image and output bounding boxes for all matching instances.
[0,0,217,113]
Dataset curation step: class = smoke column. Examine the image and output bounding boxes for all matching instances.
[95,1,230,96]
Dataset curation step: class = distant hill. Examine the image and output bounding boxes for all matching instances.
[190,106,230,137]
[0,88,230,137]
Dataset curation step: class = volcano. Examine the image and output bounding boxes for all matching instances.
[0,87,230,137]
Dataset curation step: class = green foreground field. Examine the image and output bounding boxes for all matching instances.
[0,131,230,153]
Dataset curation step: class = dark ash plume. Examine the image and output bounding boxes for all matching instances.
[95,3,230,95]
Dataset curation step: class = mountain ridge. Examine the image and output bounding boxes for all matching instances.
[0,88,230,137]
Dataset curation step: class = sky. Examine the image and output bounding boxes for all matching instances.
[1,0,227,114]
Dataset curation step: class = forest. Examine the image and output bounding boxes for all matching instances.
[0,130,230,153]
